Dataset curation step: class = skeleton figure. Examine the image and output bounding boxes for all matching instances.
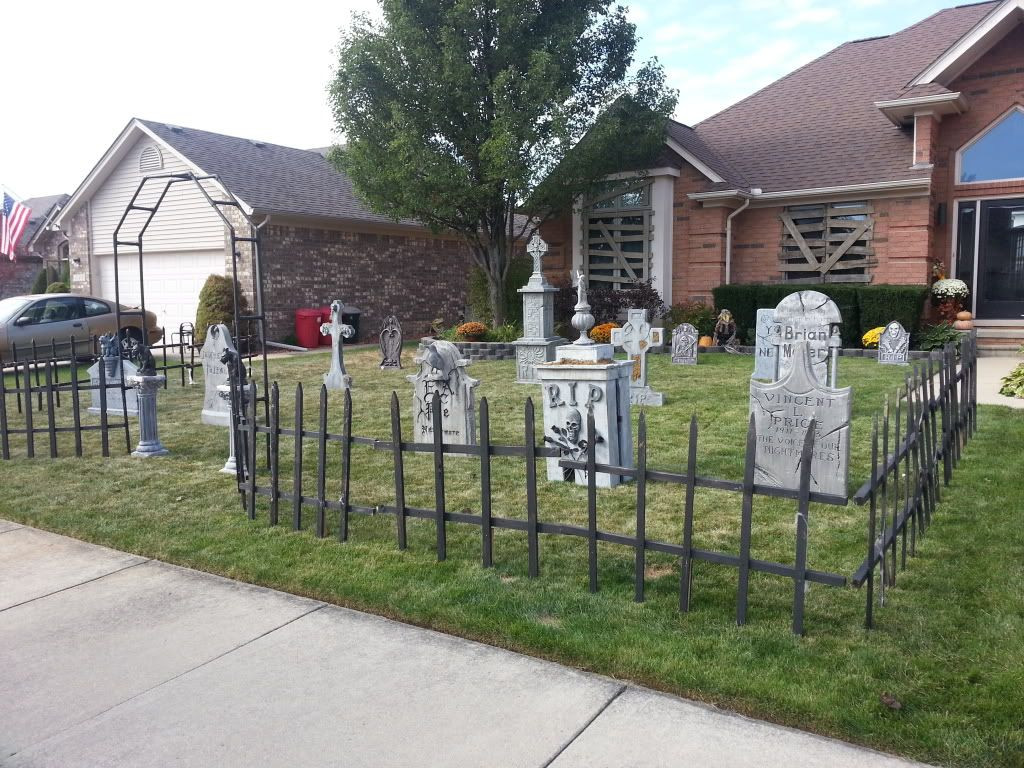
[544,406,604,480]
[713,309,738,348]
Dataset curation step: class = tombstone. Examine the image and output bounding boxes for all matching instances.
[321,299,355,390]
[379,315,403,369]
[749,341,851,498]
[408,339,480,445]
[88,334,138,416]
[769,290,842,385]
[877,321,910,365]
[671,323,698,365]
[536,271,633,488]
[611,308,665,405]
[513,233,563,383]
[200,324,236,426]
[752,308,777,380]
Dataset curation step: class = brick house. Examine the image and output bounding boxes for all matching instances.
[0,194,70,301]
[53,119,471,342]
[539,0,1024,350]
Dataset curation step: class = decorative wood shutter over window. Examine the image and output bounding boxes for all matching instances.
[139,146,164,172]
[583,181,653,289]
[779,201,875,283]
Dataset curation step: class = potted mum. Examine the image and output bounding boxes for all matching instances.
[455,321,488,342]
[931,278,969,323]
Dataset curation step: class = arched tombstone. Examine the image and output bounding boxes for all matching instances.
[877,321,910,365]
[379,315,403,369]
[671,323,698,365]
[769,290,843,386]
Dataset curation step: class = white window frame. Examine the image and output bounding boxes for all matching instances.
[954,105,1024,186]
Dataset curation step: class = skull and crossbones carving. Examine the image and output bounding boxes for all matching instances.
[545,406,604,480]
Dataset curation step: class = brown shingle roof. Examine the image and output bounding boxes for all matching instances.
[691,1,1000,193]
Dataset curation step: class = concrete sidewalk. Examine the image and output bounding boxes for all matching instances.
[0,521,931,768]
[976,355,1024,409]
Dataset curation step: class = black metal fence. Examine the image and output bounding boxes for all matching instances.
[235,382,850,636]
[851,335,978,628]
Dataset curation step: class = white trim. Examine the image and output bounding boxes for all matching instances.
[874,92,967,126]
[954,105,1024,186]
[913,0,1024,85]
[688,178,931,205]
[664,138,725,183]
[602,166,681,180]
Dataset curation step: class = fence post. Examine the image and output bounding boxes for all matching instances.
[50,339,60,409]
[316,384,328,538]
[792,417,816,636]
[269,382,280,526]
[586,406,598,594]
[479,397,492,567]
[23,361,35,458]
[525,397,539,578]
[866,414,878,630]
[926,355,941,506]
[680,414,698,613]
[634,412,647,604]
[44,363,57,459]
[737,414,756,626]
[70,338,82,458]
[949,343,962,467]
[938,346,952,485]
[293,383,304,531]
[431,392,446,562]
[890,387,901,580]
[98,355,108,458]
[339,389,353,543]
[0,357,9,461]
[879,395,890,589]
[391,391,407,551]
[246,381,258,521]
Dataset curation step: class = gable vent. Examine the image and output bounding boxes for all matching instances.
[139,146,164,172]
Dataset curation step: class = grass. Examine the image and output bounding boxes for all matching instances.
[1,346,1021,767]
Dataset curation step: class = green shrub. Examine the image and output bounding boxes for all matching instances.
[485,323,522,342]
[30,270,49,294]
[59,262,70,286]
[998,362,1024,399]
[468,256,533,326]
[45,281,69,293]
[666,301,716,337]
[918,322,962,352]
[857,284,929,338]
[195,274,248,346]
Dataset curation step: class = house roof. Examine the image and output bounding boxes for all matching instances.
[688,0,1004,194]
[21,194,69,245]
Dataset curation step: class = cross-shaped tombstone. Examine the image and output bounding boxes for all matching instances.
[611,308,665,405]
[321,299,355,390]
[525,233,549,287]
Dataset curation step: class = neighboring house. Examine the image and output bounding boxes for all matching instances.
[0,194,71,301]
[53,119,471,342]
[539,0,1024,351]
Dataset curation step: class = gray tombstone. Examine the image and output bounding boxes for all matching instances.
[321,299,355,390]
[770,290,842,386]
[877,321,910,365]
[753,308,777,380]
[408,339,480,445]
[671,323,698,365]
[513,234,563,383]
[379,315,403,369]
[749,341,851,498]
[88,355,138,417]
[611,308,665,405]
[200,324,236,426]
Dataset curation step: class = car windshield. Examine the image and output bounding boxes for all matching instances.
[0,297,31,324]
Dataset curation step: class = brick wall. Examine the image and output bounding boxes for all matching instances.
[671,166,727,305]
[68,206,91,294]
[0,259,41,299]
[259,221,471,342]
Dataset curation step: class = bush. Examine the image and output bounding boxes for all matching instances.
[455,321,488,340]
[31,270,49,294]
[467,256,533,326]
[589,321,620,344]
[195,274,248,346]
[918,322,962,352]
[60,261,70,286]
[666,301,716,337]
[998,363,1024,399]
[45,281,69,293]
[857,284,929,339]
[486,323,522,342]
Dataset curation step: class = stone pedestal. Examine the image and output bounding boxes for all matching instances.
[514,237,563,383]
[128,375,169,457]
[216,384,238,474]
[536,343,633,488]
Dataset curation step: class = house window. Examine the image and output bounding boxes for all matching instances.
[583,181,653,289]
[139,146,163,172]
[958,108,1024,184]
[779,201,874,283]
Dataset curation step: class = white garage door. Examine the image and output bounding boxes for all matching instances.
[95,249,225,342]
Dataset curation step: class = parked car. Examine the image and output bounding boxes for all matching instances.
[0,293,162,361]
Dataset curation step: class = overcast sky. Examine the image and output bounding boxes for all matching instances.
[2,0,954,200]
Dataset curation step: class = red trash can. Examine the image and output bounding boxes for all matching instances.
[294,308,323,349]
[319,306,333,347]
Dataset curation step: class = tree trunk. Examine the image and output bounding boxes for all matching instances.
[482,234,509,327]
[487,269,508,327]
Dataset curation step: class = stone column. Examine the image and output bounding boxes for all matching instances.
[216,384,237,474]
[514,234,564,383]
[127,374,169,457]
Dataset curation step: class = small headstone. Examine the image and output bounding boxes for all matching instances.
[611,308,665,405]
[749,341,851,498]
[877,321,910,365]
[753,308,777,380]
[88,355,138,417]
[200,324,236,426]
[408,339,480,445]
[671,323,698,365]
[321,299,355,390]
[769,290,842,385]
[379,315,403,369]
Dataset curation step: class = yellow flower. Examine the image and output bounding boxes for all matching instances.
[862,327,884,348]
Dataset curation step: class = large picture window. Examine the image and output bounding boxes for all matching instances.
[583,181,653,289]
[958,107,1024,184]
[779,201,875,283]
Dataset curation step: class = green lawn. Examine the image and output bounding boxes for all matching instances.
[1,346,1021,767]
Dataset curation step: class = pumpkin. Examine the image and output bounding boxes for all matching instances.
[953,319,973,330]
[698,335,713,348]
[956,310,973,321]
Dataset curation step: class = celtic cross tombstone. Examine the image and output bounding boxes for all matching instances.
[611,308,665,405]
[321,299,355,390]
[513,233,563,383]
[671,323,699,365]
[877,321,910,365]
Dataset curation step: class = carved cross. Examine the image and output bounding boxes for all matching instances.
[611,309,664,386]
[320,300,355,390]
[527,233,548,276]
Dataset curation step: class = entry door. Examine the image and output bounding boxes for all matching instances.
[977,199,1024,319]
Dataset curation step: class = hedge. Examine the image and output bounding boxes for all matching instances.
[711,283,929,347]
[195,274,248,346]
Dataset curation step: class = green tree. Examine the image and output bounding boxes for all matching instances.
[329,0,676,325]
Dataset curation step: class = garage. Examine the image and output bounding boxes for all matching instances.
[95,249,225,343]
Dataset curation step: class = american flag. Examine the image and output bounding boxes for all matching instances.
[2,193,31,261]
